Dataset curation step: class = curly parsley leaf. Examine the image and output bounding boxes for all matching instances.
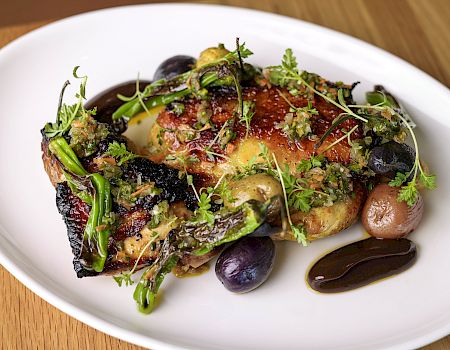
[297,155,323,173]
[194,192,215,226]
[224,42,253,63]
[397,181,419,207]
[390,168,436,206]
[389,172,408,187]
[105,142,139,166]
[291,224,308,246]
[281,48,298,74]
[419,172,436,190]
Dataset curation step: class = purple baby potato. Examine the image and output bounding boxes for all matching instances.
[153,55,196,81]
[215,236,276,293]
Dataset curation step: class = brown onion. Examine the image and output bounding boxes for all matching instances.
[361,183,424,239]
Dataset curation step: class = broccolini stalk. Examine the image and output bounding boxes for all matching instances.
[48,137,113,272]
[133,200,269,314]
[112,42,253,121]
[112,71,226,121]
[85,173,112,272]
[48,137,88,176]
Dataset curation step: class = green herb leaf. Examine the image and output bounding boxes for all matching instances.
[240,101,255,137]
[398,181,419,207]
[44,67,89,139]
[419,172,436,190]
[105,142,139,166]
[297,155,323,173]
[194,192,215,226]
[281,48,298,74]
[113,272,134,287]
[291,224,308,246]
[389,172,408,187]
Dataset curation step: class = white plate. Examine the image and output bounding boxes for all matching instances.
[0,4,449,350]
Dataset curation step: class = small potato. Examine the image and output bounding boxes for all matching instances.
[196,45,230,67]
[224,173,282,208]
[362,183,424,239]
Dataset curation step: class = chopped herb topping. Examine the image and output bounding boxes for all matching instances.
[69,113,109,157]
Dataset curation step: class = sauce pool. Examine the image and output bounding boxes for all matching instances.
[307,237,416,293]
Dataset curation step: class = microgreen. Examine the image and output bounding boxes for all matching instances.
[240,101,255,138]
[105,142,139,166]
[194,192,215,226]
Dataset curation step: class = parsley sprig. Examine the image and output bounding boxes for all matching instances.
[191,173,228,226]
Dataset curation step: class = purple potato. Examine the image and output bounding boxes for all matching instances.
[153,55,196,81]
[215,236,275,293]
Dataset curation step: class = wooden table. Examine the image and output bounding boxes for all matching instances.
[1,1,449,349]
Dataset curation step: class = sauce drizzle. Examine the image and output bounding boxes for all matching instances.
[307,237,416,293]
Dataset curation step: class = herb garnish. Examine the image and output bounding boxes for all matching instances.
[105,141,139,166]
[44,67,90,138]
[240,101,255,138]
[352,94,436,206]
[272,154,308,245]
[268,49,436,205]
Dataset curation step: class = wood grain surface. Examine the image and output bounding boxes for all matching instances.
[1,1,449,349]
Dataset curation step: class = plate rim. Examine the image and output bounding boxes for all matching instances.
[0,3,449,350]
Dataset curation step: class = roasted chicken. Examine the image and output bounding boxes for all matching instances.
[147,85,366,240]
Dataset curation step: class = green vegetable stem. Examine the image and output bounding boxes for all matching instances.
[49,137,112,272]
[132,200,270,314]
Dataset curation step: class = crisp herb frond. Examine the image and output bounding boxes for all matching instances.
[240,101,255,137]
[297,155,323,173]
[398,181,418,207]
[215,178,236,204]
[291,224,308,246]
[281,48,298,74]
[105,142,139,166]
[272,153,308,246]
[113,272,134,287]
[194,192,215,226]
[419,171,436,190]
[389,172,408,187]
[224,42,253,63]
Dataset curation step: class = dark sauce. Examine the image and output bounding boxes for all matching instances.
[85,80,151,133]
[307,237,416,293]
